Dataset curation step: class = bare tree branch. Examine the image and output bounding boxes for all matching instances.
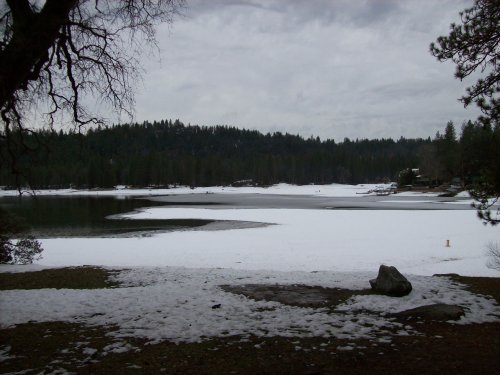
[0,0,185,186]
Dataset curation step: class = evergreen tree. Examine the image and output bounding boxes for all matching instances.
[0,120,429,189]
[431,0,500,225]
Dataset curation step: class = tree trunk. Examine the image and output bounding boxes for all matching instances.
[0,0,78,109]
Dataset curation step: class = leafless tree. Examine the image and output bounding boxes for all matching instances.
[0,0,184,178]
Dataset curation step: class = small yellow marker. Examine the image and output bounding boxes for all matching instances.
[446,240,451,247]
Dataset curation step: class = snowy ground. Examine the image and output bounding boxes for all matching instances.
[0,182,439,198]
[28,208,499,276]
[1,267,499,349]
[1,183,499,348]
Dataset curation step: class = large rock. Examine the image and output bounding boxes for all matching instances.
[392,303,465,321]
[369,265,412,297]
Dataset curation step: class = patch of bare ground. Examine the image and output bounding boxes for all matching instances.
[221,284,374,309]
[1,321,499,374]
[445,274,500,303]
[0,270,499,374]
[0,266,119,290]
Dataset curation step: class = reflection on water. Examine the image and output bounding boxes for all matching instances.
[0,196,213,238]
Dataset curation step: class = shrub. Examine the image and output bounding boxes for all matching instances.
[0,207,43,265]
[486,242,500,271]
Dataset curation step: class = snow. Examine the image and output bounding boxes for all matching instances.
[0,183,499,347]
[1,267,498,345]
[0,183,430,198]
[32,208,499,276]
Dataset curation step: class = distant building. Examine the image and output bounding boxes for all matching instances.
[231,179,257,187]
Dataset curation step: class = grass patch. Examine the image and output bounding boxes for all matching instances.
[0,266,119,290]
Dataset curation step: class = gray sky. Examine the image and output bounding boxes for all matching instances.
[134,0,479,141]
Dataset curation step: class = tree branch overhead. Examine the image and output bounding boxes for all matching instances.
[0,0,184,179]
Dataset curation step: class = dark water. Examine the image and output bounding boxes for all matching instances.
[1,191,471,238]
[0,196,213,238]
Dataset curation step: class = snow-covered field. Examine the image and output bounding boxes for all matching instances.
[0,184,499,347]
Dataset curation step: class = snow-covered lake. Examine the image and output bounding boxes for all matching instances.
[1,184,499,347]
[1,183,497,276]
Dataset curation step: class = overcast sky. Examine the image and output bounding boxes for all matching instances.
[134,0,479,141]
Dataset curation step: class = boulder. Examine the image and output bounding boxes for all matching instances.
[369,265,412,297]
[392,303,465,321]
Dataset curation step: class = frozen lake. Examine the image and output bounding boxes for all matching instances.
[1,184,497,276]
[0,188,477,238]
[149,191,476,210]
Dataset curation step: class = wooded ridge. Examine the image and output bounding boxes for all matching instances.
[1,119,496,190]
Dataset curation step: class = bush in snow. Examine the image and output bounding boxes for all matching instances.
[0,208,43,265]
[486,242,500,271]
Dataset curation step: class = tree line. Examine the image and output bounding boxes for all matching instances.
[401,121,499,191]
[0,120,500,189]
[1,119,428,189]
[1,119,497,192]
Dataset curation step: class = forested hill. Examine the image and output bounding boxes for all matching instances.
[1,119,430,188]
